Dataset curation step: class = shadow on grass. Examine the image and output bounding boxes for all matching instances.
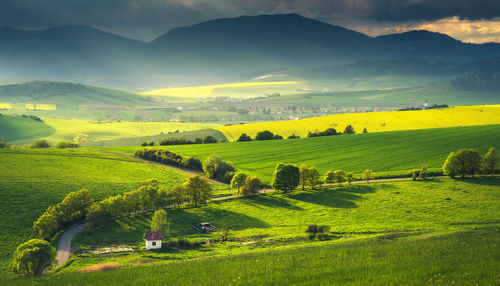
[240,195,303,211]
[452,176,500,186]
[287,185,376,208]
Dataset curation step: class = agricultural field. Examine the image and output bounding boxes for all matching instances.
[11,177,499,284]
[216,105,500,141]
[0,148,229,277]
[0,114,55,142]
[8,118,219,146]
[104,124,500,181]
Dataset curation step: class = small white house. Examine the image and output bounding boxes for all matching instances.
[145,230,162,250]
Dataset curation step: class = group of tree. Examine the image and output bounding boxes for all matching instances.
[230,172,263,198]
[411,165,428,181]
[0,140,9,148]
[323,169,355,187]
[307,125,357,138]
[254,130,283,141]
[443,147,498,178]
[30,139,50,148]
[156,135,218,146]
[135,148,203,172]
[33,189,93,239]
[299,165,322,190]
[398,104,448,111]
[305,224,330,240]
[164,175,214,208]
[55,141,80,149]
[203,155,236,183]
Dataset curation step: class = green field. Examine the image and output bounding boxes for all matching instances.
[0,148,231,277]
[11,177,499,284]
[102,125,500,181]
[0,115,55,141]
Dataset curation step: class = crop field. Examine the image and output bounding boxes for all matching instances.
[0,148,230,277]
[23,177,500,283]
[103,125,500,181]
[0,115,55,141]
[9,119,219,145]
[8,228,498,285]
[141,81,300,99]
[216,105,500,141]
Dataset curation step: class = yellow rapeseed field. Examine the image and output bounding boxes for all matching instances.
[0,103,12,109]
[25,104,56,110]
[141,81,299,98]
[216,105,500,141]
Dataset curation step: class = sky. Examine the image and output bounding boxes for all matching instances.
[1,0,499,43]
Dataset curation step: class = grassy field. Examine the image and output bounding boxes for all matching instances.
[102,125,500,181]
[0,115,55,142]
[12,177,498,284]
[0,148,231,277]
[216,105,500,141]
[9,119,219,145]
[141,81,301,99]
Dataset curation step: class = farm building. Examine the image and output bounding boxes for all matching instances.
[145,230,162,250]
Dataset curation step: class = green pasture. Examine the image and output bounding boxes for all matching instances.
[0,115,55,142]
[102,125,500,181]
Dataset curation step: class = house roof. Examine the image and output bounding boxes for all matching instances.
[145,230,163,240]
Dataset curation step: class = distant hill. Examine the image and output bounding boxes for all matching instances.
[0,115,55,142]
[0,81,152,106]
[0,14,499,87]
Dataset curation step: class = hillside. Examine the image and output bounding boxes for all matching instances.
[0,81,152,106]
[216,105,500,141]
[0,114,55,141]
[104,125,500,181]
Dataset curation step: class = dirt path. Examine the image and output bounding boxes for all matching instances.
[56,223,88,266]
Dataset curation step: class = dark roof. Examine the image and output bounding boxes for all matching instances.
[145,230,162,240]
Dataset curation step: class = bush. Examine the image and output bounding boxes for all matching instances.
[273,134,284,140]
[305,224,330,240]
[11,239,56,276]
[56,141,80,148]
[135,148,202,172]
[0,140,9,148]
[308,128,340,137]
[141,141,154,146]
[203,155,235,183]
[30,139,50,148]
[343,125,356,134]
[181,157,203,172]
[203,136,218,144]
[158,138,194,146]
[194,137,203,144]
[255,130,275,140]
[236,133,252,142]
[287,134,300,139]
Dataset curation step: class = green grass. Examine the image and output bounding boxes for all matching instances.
[7,178,500,285]
[0,115,55,142]
[101,125,500,181]
[0,148,210,277]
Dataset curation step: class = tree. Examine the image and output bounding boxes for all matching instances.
[203,155,236,183]
[362,169,374,183]
[11,239,56,276]
[324,171,335,187]
[363,128,368,134]
[346,172,354,185]
[30,139,50,148]
[0,140,8,148]
[33,206,60,239]
[307,167,321,189]
[483,147,499,174]
[58,189,93,224]
[333,170,346,186]
[183,175,213,207]
[241,176,262,196]
[194,137,203,144]
[230,172,248,198]
[343,125,355,134]
[203,135,218,144]
[454,149,482,177]
[271,163,300,193]
[299,164,310,191]
[419,165,428,180]
[169,185,186,208]
[56,141,80,148]
[236,133,252,142]
[151,209,169,237]
[443,151,459,178]
[255,130,275,140]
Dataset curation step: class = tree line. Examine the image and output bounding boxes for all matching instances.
[237,125,365,142]
[142,135,219,146]
[443,147,498,178]
[135,148,203,172]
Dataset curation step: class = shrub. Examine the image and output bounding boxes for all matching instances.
[237,133,252,142]
[56,141,80,148]
[181,157,203,172]
[158,138,194,146]
[308,128,340,137]
[194,137,203,144]
[343,125,356,134]
[255,130,275,140]
[273,134,284,140]
[141,141,154,146]
[30,139,50,148]
[287,134,300,139]
[0,140,9,148]
[203,136,218,144]
[135,149,202,172]
[11,239,56,276]
[305,224,330,240]
[203,155,236,183]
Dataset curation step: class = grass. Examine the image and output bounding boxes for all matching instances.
[141,81,300,99]
[8,178,499,284]
[0,115,55,141]
[216,105,500,141]
[10,119,219,145]
[0,148,226,277]
[102,125,500,181]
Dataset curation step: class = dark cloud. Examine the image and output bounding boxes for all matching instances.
[0,0,499,41]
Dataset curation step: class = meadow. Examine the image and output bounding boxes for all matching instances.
[216,105,500,141]
[0,115,55,142]
[0,148,229,277]
[103,125,500,181]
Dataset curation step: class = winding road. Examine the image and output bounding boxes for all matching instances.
[56,223,88,266]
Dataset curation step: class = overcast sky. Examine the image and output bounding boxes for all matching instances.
[1,0,499,43]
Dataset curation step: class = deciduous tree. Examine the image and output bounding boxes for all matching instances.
[271,163,300,193]
[483,147,499,174]
[11,239,56,276]
[362,169,374,183]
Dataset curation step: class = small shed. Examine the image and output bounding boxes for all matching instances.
[145,230,162,250]
[201,222,216,232]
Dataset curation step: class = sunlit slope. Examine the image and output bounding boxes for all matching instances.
[141,81,299,99]
[0,115,55,142]
[216,105,500,141]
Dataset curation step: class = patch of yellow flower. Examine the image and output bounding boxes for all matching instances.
[0,103,12,109]
[216,105,500,141]
[25,104,56,110]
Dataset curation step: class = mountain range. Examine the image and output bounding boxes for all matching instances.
[0,13,499,88]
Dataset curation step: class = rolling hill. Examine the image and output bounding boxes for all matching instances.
[0,115,55,141]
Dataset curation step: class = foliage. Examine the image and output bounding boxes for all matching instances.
[307,166,321,189]
[271,163,300,193]
[0,140,8,148]
[443,148,483,178]
[287,134,300,139]
[183,175,213,207]
[236,133,252,142]
[333,170,346,186]
[230,172,247,198]
[151,209,169,237]
[203,155,235,183]
[299,164,310,191]
[483,147,499,174]
[308,128,340,137]
[168,185,187,208]
[305,224,330,240]
[135,148,203,172]
[324,171,335,187]
[240,176,262,196]
[203,136,218,144]
[343,125,356,134]
[30,140,50,149]
[158,138,195,146]
[10,239,55,276]
[255,130,275,141]
[345,172,354,185]
[55,141,80,149]
[362,169,374,183]
[443,151,459,178]
[141,141,155,146]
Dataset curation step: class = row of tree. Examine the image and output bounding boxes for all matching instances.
[237,125,366,142]
[443,147,498,178]
[135,148,203,172]
[230,172,263,198]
